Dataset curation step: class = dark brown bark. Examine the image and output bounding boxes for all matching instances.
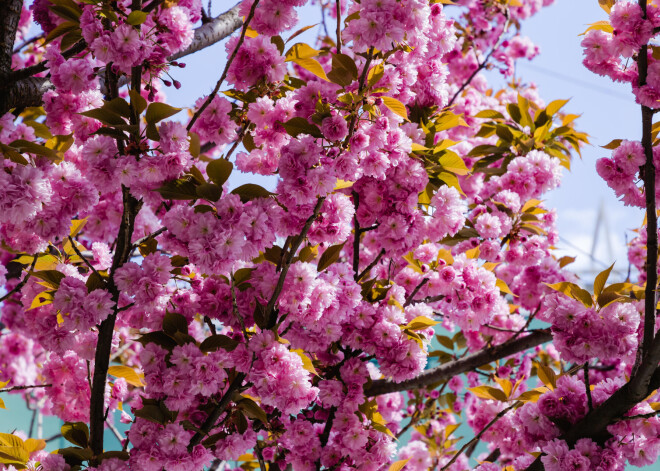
[0,0,23,77]
[365,329,552,396]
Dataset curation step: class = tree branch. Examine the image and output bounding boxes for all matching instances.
[441,403,516,471]
[187,0,260,131]
[170,3,243,61]
[447,13,509,108]
[265,197,325,328]
[188,372,246,449]
[0,383,52,393]
[1,4,245,114]
[365,329,552,396]
[0,0,23,78]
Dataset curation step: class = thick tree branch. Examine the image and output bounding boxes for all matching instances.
[1,4,244,114]
[0,0,23,77]
[89,185,142,463]
[365,329,552,396]
[170,3,243,61]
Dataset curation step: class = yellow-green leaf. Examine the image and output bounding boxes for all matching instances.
[292,57,329,81]
[292,349,318,376]
[389,459,410,471]
[545,99,569,117]
[285,43,321,60]
[515,388,544,403]
[579,20,613,36]
[145,102,182,124]
[593,262,615,297]
[108,365,144,387]
[381,96,408,120]
[536,363,556,390]
[438,151,468,175]
[404,316,439,331]
[69,218,87,237]
[126,10,147,25]
[468,385,508,402]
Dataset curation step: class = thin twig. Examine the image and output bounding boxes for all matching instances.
[352,191,360,276]
[230,274,248,340]
[356,248,385,282]
[441,403,516,470]
[105,419,124,444]
[404,278,429,307]
[335,0,342,54]
[12,34,43,53]
[255,442,267,471]
[265,197,325,328]
[187,0,260,131]
[0,383,52,393]
[187,372,246,449]
[131,227,167,250]
[447,14,510,107]
[584,363,593,412]
[68,236,102,279]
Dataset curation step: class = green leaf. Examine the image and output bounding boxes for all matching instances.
[278,117,323,138]
[206,158,233,187]
[126,10,148,25]
[163,312,188,336]
[145,102,182,124]
[61,422,89,448]
[230,184,273,203]
[199,334,239,353]
[9,140,58,160]
[80,108,125,126]
[237,396,269,425]
[317,243,344,272]
[104,98,131,118]
[44,21,78,44]
[327,53,358,87]
[436,335,453,350]
[129,89,147,115]
[155,177,199,200]
[137,331,178,351]
[196,182,222,202]
[381,96,408,120]
[29,270,65,288]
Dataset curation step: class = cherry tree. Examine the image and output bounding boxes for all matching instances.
[0,0,657,469]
